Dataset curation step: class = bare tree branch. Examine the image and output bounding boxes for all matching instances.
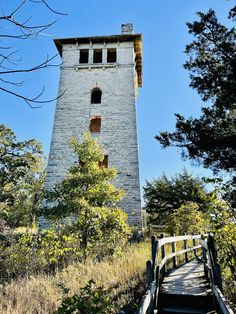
[0,86,67,108]
[0,1,67,107]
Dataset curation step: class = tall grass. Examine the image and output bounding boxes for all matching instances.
[0,241,150,314]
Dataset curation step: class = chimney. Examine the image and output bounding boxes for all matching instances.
[121,23,134,34]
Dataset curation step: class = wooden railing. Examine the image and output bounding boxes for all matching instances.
[200,236,234,314]
[135,234,234,314]
[135,233,203,314]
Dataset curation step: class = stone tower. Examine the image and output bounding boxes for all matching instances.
[42,24,143,227]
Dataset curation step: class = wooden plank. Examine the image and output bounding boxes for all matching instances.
[161,260,211,296]
[158,235,201,247]
[136,281,156,314]
[158,245,202,271]
[200,239,208,250]
[212,285,234,314]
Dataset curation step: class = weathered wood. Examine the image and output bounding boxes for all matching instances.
[183,233,188,263]
[200,238,208,250]
[208,235,217,263]
[151,235,156,263]
[192,236,197,257]
[171,234,177,268]
[160,234,166,274]
[146,260,152,285]
[212,285,234,314]
[158,245,201,271]
[136,233,224,314]
[154,265,160,309]
[158,234,202,247]
[161,260,211,296]
[135,281,156,314]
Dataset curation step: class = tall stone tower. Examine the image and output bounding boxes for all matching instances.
[43,24,143,227]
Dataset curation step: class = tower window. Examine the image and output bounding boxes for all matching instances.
[80,49,89,63]
[91,88,102,104]
[93,49,103,63]
[90,117,101,133]
[99,155,108,168]
[107,48,116,63]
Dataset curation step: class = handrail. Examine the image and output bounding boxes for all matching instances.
[136,233,204,314]
[200,236,234,314]
[136,233,234,314]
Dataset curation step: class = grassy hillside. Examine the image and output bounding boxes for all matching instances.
[0,241,150,314]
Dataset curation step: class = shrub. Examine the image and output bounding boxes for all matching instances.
[0,228,82,281]
[57,280,114,314]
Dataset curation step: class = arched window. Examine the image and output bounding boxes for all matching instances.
[91,88,102,104]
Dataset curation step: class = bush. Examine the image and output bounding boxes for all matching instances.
[57,280,114,314]
[0,228,82,281]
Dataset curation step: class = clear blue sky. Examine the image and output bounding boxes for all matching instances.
[1,0,234,191]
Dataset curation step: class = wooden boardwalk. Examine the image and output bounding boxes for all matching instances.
[136,234,234,314]
[158,261,215,314]
[161,260,211,296]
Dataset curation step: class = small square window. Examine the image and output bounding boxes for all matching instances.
[107,48,116,63]
[90,117,101,133]
[80,49,89,63]
[93,49,103,63]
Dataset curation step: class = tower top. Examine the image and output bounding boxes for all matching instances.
[53,29,142,87]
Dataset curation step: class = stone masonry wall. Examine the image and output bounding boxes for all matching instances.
[41,40,142,228]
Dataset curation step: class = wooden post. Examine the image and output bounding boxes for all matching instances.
[154,265,160,309]
[184,233,188,263]
[151,235,158,281]
[160,233,166,273]
[192,235,197,258]
[151,236,156,263]
[172,234,177,268]
[201,234,208,279]
[146,260,152,286]
[208,235,217,263]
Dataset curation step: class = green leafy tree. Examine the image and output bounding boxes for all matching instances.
[156,7,236,173]
[0,124,44,228]
[143,169,213,224]
[165,202,209,235]
[44,133,130,259]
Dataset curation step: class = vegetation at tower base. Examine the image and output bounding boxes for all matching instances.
[156,7,236,173]
[0,124,45,229]
[143,169,213,225]
[43,132,130,260]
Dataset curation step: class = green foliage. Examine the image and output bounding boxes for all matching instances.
[0,124,45,228]
[156,8,236,173]
[165,202,209,235]
[209,201,236,282]
[143,169,213,224]
[57,280,114,314]
[0,228,82,280]
[44,133,130,259]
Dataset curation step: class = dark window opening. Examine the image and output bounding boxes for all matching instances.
[90,117,101,133]
[93,49,103,63]
[107,49,116,63]
[99,155,108,168]
[91,89,102,104]
[80,49,89,63]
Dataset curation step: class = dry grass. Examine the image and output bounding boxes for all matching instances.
[0,241,150,314]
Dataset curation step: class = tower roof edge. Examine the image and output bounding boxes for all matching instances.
[54,33,142,87]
